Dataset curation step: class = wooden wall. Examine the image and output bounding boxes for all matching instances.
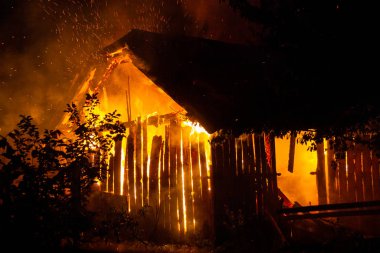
[102,116,212,240]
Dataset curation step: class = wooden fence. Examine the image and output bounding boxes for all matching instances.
[316,138,380,204]
[210,133,281,242]
[101,114,212,239]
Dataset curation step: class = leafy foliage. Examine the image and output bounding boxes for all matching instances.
[0,93,126,250]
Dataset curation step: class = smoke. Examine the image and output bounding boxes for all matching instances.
[0,0,254,134]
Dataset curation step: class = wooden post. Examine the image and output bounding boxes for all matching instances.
[113,140,122,196]
[254,134,263,215]
[316,142,327,204]
[136,117,142,207]
[162,126,170,188]
[260,134,268,209]
[248,134,257,215]
[288,133,296,173]
[241,135,250,216]
[264,134,275,206]
[268,134,279,212]
[143,120,148,205]
[162,126,170,229]
[327,140,337,204]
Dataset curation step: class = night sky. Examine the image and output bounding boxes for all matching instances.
[0,0,253,134]
[0,0,377,135]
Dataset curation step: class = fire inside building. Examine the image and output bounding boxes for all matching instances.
[55,29,380,245]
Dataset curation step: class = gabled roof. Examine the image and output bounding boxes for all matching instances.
[103,29,378,134]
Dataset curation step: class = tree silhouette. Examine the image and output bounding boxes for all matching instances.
[0,93,125,250]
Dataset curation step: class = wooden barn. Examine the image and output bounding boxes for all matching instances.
[59,29,380,245]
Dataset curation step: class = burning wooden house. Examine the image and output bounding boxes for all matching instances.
[58,29,380,244]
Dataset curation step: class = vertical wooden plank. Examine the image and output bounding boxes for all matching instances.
[123,139,129,197]
[228,135,238,213]
[182,127,193,234]
[135,117,142,207]
[260,134,268,209]
[337,152,347,203]
[241,135,250,216]
[113,140,122,196]
[268,134,279,212]
[199,141,209,202]
[354,143,364,202]
[362,141,373,201]
[190,133,201,233]
[162,126,170,188]
[316,142,327,204]
[288,133,296,173]
[327,140,337,204]
[169,120,179,235]
[236,138,243,177]
[108,153,114,193]
[247,134,257,215]
[372,152,380,200]
[223,135,232,210]
[143,120,148,205]
[347,148,356,202]
[177,127,184,238]
[163,126,170,229]
[264,134,274,205]
[254,134,263,215]
[127,127,135,208]
[199,134,212,238]
[234,137,243,213]
[159,138,165,228]
[149,135,162,208]
[213,140,226,244]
